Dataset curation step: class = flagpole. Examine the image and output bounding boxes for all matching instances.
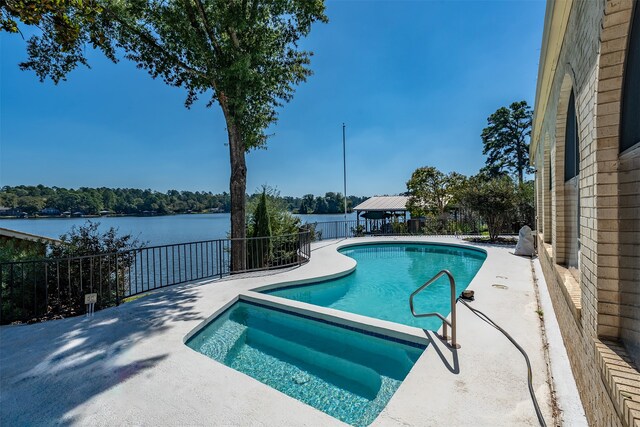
[342,123,347,220]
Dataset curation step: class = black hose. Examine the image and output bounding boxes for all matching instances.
[457,297,547,427]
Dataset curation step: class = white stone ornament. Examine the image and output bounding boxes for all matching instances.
[514,225,535,257]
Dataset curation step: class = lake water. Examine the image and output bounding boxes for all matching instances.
[0,213,357,246]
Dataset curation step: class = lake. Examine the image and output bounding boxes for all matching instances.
[0,213,357,246]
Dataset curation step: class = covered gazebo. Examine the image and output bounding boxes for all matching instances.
[353,196,409,234]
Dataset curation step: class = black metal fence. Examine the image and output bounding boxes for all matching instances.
[0,231,311,324]
[307,213,535,241]
[308,218,483,241]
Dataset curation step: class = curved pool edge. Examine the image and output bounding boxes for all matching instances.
[184,238,489,351]
[333,238,488,257]
[184,238,490,345]
[183,245,358,344]
[250,260,357,293]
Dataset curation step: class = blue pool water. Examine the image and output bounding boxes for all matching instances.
[266,243,487,330]
[186,301,424,426]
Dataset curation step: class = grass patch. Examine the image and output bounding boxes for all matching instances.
[463,236,518,246]
[122,294,150,304]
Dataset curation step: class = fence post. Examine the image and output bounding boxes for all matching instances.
[115,254,120,306]
[218,240,224,278]
[0,265,3,324]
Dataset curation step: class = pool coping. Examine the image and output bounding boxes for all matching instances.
[179,238,490,424]
[185,239,484,352]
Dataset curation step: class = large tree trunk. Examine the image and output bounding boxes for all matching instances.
[517,138,524,185]
[227,120,247,272]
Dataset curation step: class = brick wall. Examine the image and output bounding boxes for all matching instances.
[534,0,640,425]
[539,242,623,426]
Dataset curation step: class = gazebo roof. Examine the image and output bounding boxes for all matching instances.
[0,227,62,245]
[353,196,409,212]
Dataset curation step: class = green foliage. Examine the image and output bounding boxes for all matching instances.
[1,0,114,83]
[15,195,44,214]
[481,100,533,184]
[390,218,407,234]
[351,224,364,237]
[0,240,42,263]
[245,187,303,269]
[0,185,232,215]
[0,191,18,208]
[9,0,327,150]
[301,222,321,241]
[49,221,145,257]
[514,180,535,228]
[251,190,272,238]
[247,186,301,236]
[248,189,272,268]
[1,221,144,324]
[406,166,466,217]
[0,240,46,323]
[47,221,145,315]
[298,193,315,214]
[1,185,367,217]
[460,176,516,241]
[303,192,361,214]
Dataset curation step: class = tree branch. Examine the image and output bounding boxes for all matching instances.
[193,0,224,56]
[103,8,207,81]
[228,27,240,49]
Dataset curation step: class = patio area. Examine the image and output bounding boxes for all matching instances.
[0,237,586,426]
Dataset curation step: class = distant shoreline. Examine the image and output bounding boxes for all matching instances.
[0,212,356,220]
[0,212,226,220]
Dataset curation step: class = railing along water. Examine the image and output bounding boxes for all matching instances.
[308,217,484,241]
[307,213,533,241]
[0,231,311,324]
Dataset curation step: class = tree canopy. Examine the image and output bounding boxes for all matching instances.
[406,166,466,217]
[0,185,232,215]
[481,100,533,184]
[1,0,114,82]
[0,185,367,216]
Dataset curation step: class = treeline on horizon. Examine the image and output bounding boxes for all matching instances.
[0,185,369,217]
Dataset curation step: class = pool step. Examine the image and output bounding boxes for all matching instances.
[189,318,248,362]
[245,326,382,400]
[235,307,421,379]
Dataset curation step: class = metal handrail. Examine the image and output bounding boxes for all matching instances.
[409,269,458,348]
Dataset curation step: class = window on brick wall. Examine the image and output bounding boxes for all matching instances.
[621,5,640,153]
[565,90,579,181]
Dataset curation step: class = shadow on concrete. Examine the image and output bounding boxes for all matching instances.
[423,330,460,374]
[0,283,204,426]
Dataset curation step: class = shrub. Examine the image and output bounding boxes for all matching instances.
[1,221,145,324]
[246,187,303,268]
[461,176,516,241]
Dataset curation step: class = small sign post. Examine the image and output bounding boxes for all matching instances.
[85,293,97,317]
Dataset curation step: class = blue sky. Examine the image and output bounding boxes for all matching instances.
[0,0,545,197]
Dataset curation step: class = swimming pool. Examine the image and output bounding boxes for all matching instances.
[265,243,486,330]
[186,301,424,426]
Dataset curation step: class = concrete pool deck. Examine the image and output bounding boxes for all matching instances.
[0,236,586,426]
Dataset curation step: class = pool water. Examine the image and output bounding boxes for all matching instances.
[186,301,425,426]
[266,243,486,330]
